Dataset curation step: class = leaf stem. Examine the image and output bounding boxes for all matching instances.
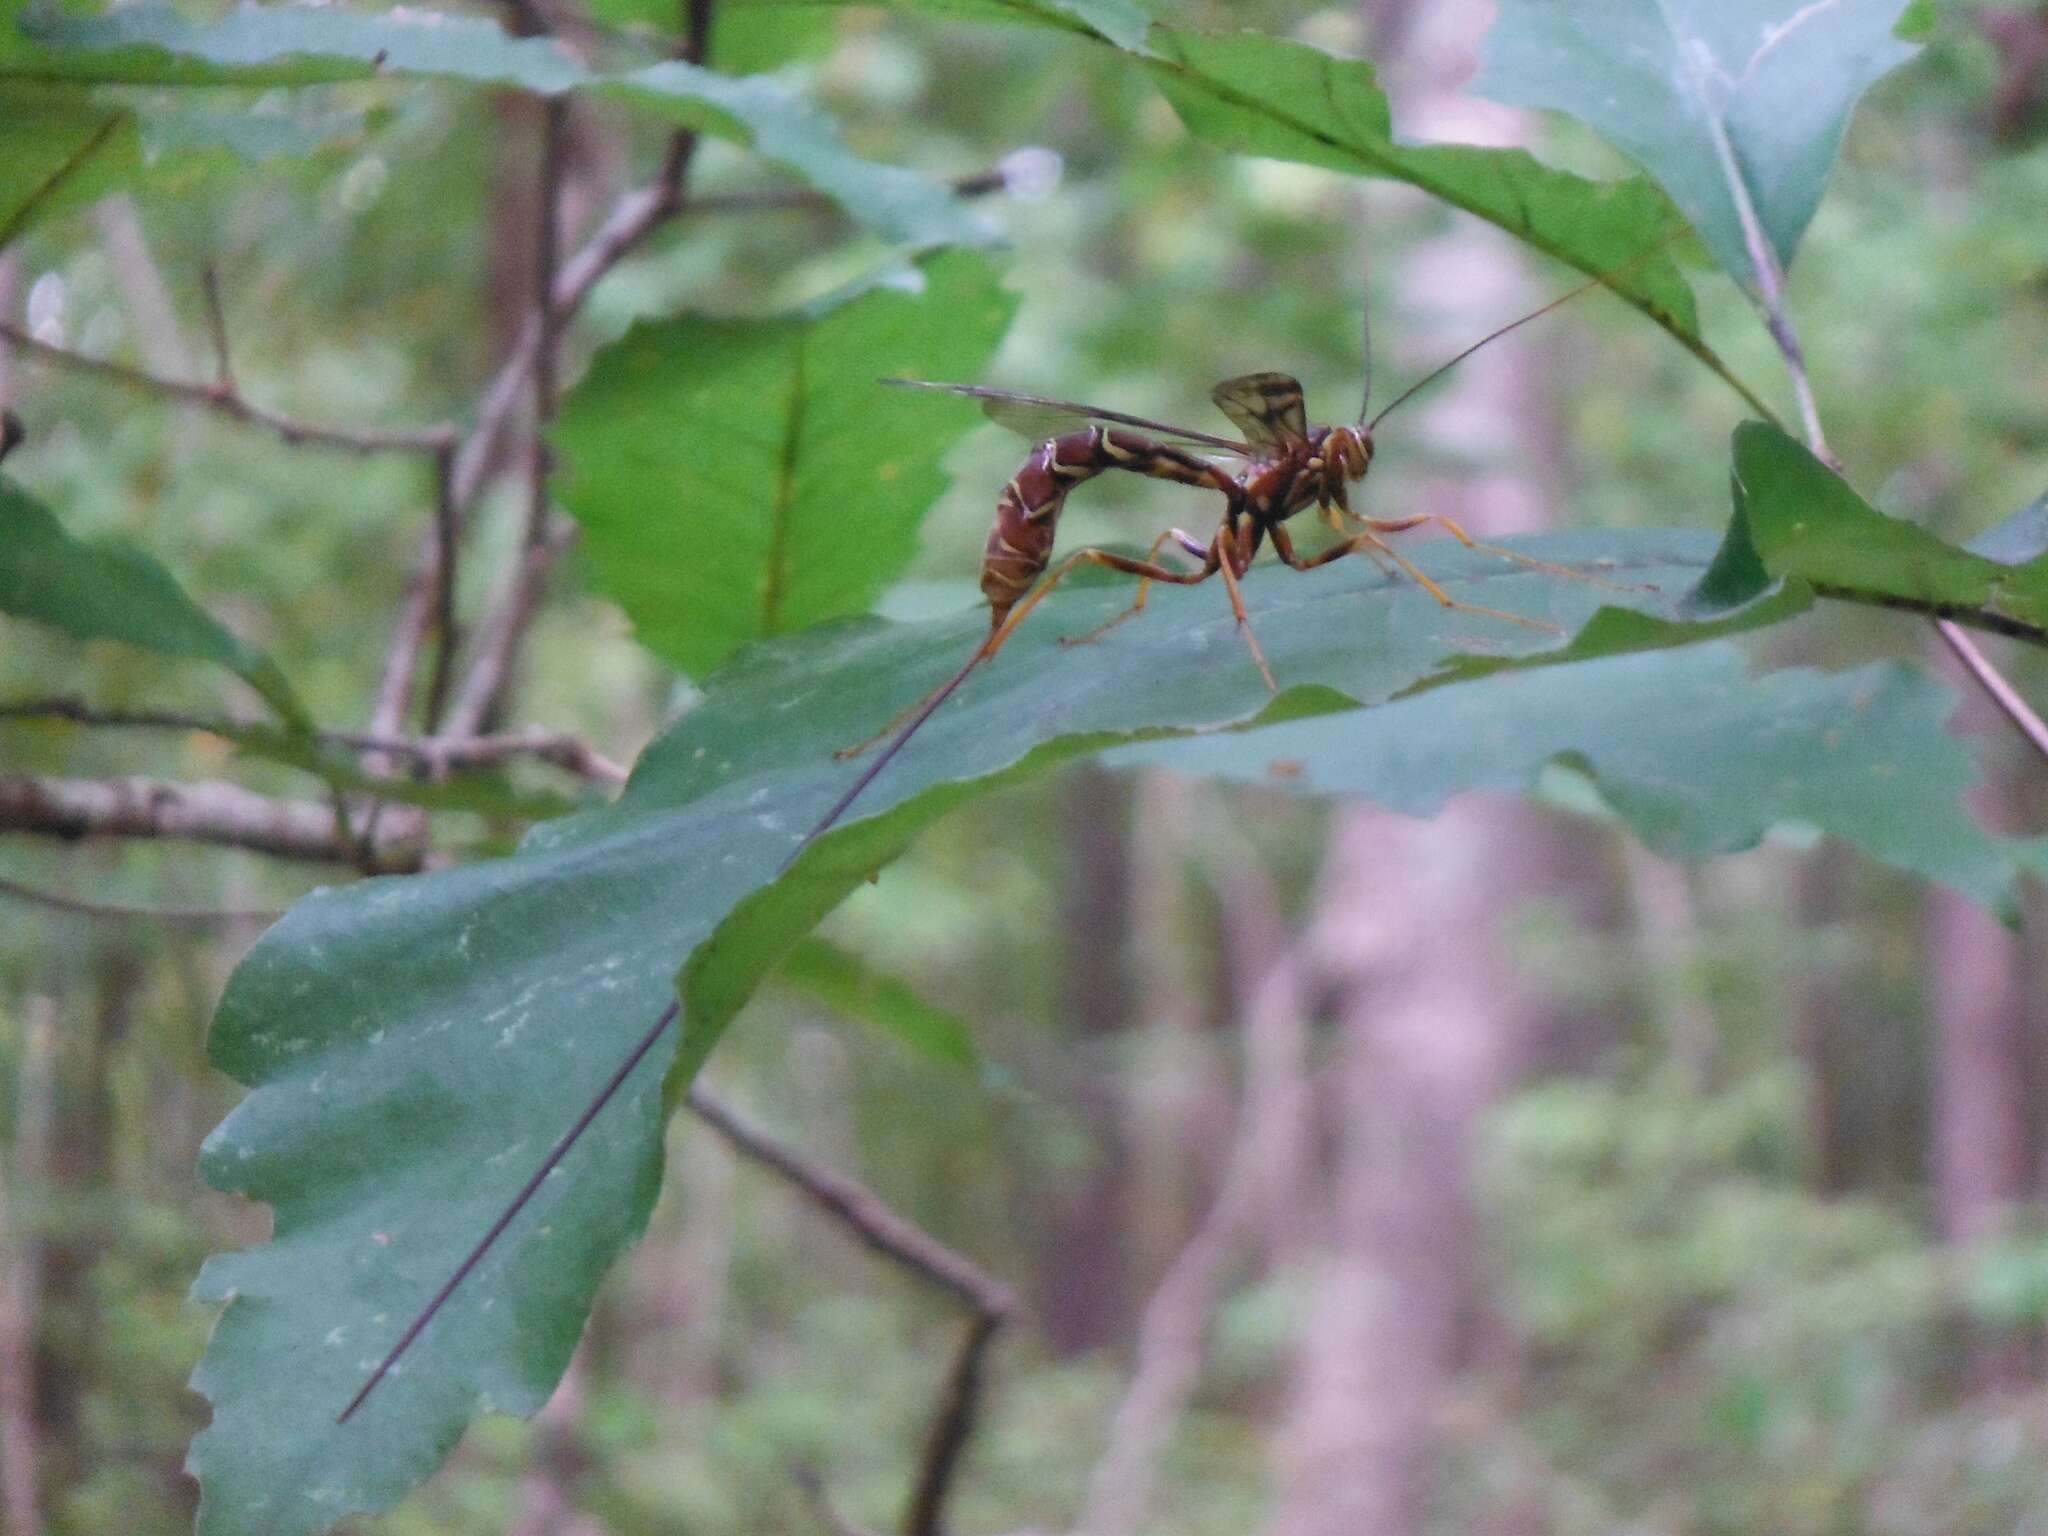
[1703,75,2048,760]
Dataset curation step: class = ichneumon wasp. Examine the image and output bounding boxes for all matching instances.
[336,237,1674,1425]
[798,255,1661,856]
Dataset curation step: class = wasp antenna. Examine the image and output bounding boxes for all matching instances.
[1366,229,1685,433]
[1357,294,1374,426]
[1358,234,1376,425]
[337,998,681,1423]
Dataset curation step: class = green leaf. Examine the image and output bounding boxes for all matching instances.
[0,85,139,247]
[0,478,308,728]
[13,4,989,248]
[1110,644,2043,918]
[1134,28,1773,421]
[733,0,1151,49]
[554,250,1016,676]
[1476,0,1919,284]
[777,936,980,1069]
[190,529,1800,1536]
[1730,423,2048,639]
[873,0,1154,49]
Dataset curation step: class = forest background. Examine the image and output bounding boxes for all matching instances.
[4,0,2048,1533]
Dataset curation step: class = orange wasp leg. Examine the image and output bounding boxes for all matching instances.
[1057,526,1210,649]
[1343,509,1648,595]
[1210,527,1277,692]
[834,542,1223,764]
[1265,521,1561,635]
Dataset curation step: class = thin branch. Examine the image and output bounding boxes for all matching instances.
[0,874,280,924]
[200,264,233,390]
[530,98,567,559]
[380,0,716,733]
[1706,98,2048,759]
[0,318,452,457]
[904,1312,1003,1536]
[438,518,579,738]
[0,774,422,869]
[1935,620,2048,759]
[685,1086,1013,1319]
[422,440,461,730]
[685,1084,1014,1536]
[0,410,20,464]
[0,696,627,785]
[440,95,572,739]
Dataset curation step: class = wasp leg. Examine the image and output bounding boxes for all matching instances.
[1058,527,1210,648]
[1267,521,1561,635]
[835,542,1225,762]
[1321,501,1401,577]
[1354,512,1650,594]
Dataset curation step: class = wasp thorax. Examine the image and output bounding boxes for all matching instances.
[1325,426,1372,481]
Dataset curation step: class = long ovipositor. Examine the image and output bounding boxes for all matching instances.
[981,426,1237,626]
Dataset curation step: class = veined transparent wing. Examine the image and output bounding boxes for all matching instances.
[883,379,1250,456]
[1209,372,1310,453]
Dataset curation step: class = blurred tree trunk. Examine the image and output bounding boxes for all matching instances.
[0,998,54,1536]
[35,953,141,1499]
[1270,804,1533,1536]
[1040,767,1134,1355]
[1794,844,1856,1196]
[1924,651,2040,1389]
[1927,883,2034,1387]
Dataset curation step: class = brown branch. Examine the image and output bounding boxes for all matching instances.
[903,1312,1003,1536]
[0,696,627,785]
[685,1085,1014,1536]
[439,518,579,738]
[0,318,451,456]
[384,0,718,732]
[0,774,422,870]
[0,874,280,924]
[0,409,20,464]
[442,96,572,739]
[200,264,233,390]
[686,1086,1012,1318]
[422,440,462,730]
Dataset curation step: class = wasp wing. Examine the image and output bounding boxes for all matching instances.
[1209,372,1310,453]
[882,379,1250,456]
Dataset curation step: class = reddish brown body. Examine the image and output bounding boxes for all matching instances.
[981,427,1241,625]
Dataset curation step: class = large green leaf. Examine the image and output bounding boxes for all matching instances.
[0,478,307,727]
[12,4,988,249]
[191,529,1811,1536]
[1476,0,1919,284]
[1111,644,2045,918]
[1727,423,2048,641]
[0,85,138,247]
[553,250,1016,677]
[1131,27,1772,420]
